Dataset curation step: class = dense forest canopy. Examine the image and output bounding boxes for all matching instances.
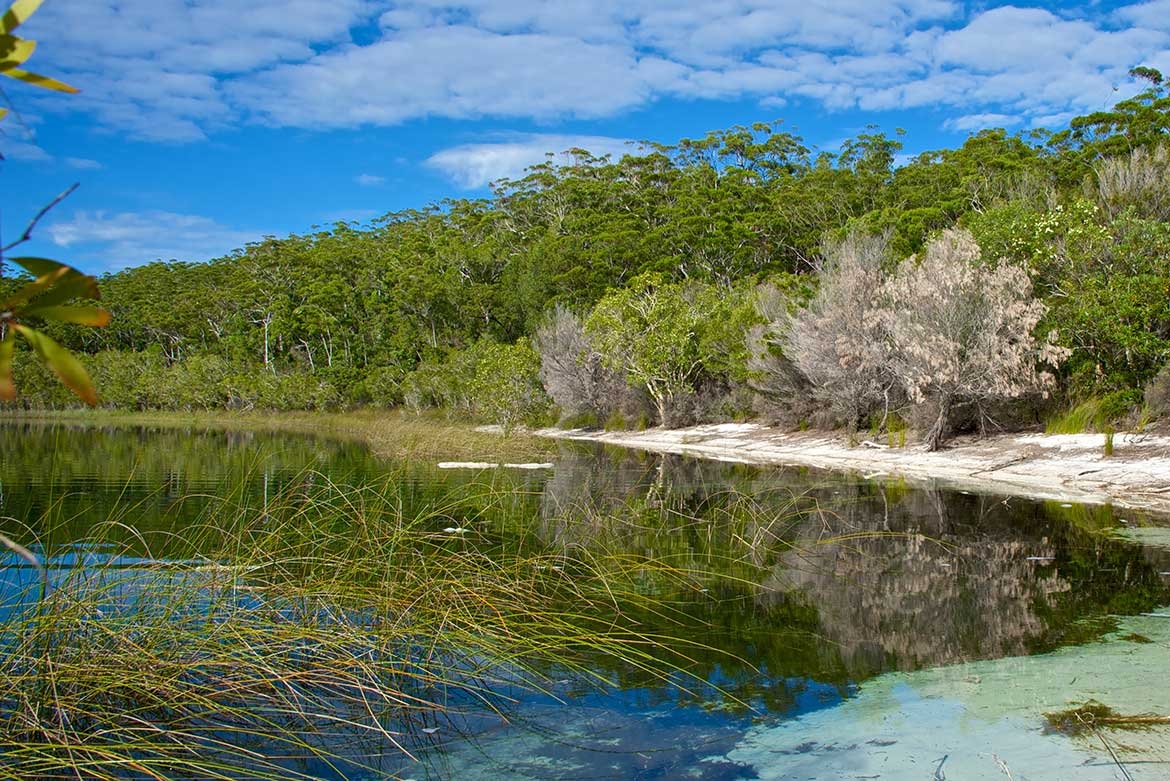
[6,72,1170,446]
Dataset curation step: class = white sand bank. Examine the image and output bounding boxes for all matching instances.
[541,423,1170,516]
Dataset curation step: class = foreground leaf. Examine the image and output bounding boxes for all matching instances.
[12,323,98,405]
[1,264,70,309]
[21,303,111,326]
[0,65,77,93]
[0,329,14,401]
[0,33,34,68]
[0,0,42,36]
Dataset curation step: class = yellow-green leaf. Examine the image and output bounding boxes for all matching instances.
[11,256,68,277]
[0,0,42,36]
[12,323,98,405]
[23,303,111,326]
[6,258,100,306]
[0,329,14,401]
[26,273,100,308]
[0,106,8,122]
[0,264,70,309]
[1,66,77,94]
[0,33,33,67]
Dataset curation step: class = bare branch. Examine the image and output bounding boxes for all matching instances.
[1,181,79,256]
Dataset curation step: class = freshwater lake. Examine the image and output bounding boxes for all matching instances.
[2,423,1170,780]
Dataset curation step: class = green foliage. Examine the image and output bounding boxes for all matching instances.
[402,338,549,428]
[586,274,737,425]
[1045,391,1140,434]
[465,337,550,429]
[1048,66,1170,183]
[6,74,1170,426]
[604,409,630,431]
[969,199,1170,395]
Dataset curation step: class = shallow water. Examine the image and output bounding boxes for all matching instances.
[2,423,1169,779]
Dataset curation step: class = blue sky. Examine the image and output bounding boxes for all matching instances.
[2,0,1169,275]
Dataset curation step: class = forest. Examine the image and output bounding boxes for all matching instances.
[5,68,1170,448]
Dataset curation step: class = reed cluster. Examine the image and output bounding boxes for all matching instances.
[0,471,721,780]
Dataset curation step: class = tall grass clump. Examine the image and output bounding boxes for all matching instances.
[0,469,725,780]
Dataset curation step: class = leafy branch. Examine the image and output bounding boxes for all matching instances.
[0,0,108,406]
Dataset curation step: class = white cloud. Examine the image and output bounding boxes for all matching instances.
[65,157,103,170]
[1116,0,1170,30]
[426,134,640,188]
[47,210,262,270]
[0,139,51,162]
[21,0,378,141]
[229,27,651,128]
[944,112,1022,133]
[15,0,1170,141]
[355,173,386,186]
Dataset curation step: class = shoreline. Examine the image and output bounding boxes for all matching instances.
[539,423,1170,517]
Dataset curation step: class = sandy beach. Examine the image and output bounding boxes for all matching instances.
[540,423,1170,516]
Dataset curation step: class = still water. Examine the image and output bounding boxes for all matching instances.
[2,423,1169,779]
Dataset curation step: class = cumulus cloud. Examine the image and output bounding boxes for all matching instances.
[21,0,378,141]
[229,28,651,128]
[355,173,386,186]
[16,0,1170,141]
[47,210,263,271]
[426,134,640,188]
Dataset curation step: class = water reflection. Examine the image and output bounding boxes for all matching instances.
[540,446,1170,679]
[2,423,1170,779]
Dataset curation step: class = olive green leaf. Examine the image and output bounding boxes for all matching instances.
[4,257,102,309]
[0,65,76,93]
[12,323,98,405]
[0,35,35,68]
[0,329,14,401]
[22,304,111,326]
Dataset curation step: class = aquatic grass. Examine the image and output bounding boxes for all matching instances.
[4,408,557,464]
[0,467,742,780]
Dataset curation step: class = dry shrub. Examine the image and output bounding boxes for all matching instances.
[535,305,630,426]
[1144,363,1170,418]
[775,228,1067,449]
[1091,145,1170,220]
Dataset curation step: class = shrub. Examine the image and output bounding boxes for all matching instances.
[882,228,1067,449]
[1091,145,1170,221]
[779,228,1067,449]
[781,231,897,429]
[1145,363,1170,418]
[534,306,626,423]
[466,338,550,430]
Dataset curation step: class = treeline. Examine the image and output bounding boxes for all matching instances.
[6,69,1170,445]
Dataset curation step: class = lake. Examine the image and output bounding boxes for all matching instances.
[1,422,1169,779]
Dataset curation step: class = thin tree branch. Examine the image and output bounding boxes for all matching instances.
[1,181,79,256]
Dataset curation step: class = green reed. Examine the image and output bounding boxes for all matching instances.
[0,468,740,780]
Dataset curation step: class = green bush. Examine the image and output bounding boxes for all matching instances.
[1046,390,1141,433]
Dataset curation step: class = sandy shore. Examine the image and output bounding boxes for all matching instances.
[540,423,1170,516]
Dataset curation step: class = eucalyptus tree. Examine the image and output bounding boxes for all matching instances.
[585,275,743,425]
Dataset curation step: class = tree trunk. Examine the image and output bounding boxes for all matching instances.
[925,395,951,452]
